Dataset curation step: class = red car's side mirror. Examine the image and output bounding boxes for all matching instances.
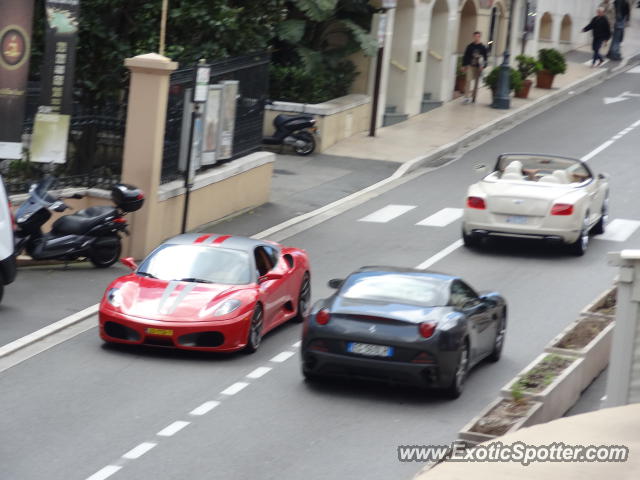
[259,272,283,283]
[120,257,138,271]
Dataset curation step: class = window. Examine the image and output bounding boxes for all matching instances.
[254,246,275,277]
[449,280,479,308]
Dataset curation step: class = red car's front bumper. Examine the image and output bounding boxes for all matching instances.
[99,307,252,352]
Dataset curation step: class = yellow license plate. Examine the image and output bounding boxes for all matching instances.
[146,328,173,336]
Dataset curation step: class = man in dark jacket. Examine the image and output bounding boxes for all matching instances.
[461,31,488,104]
[607,0,630,61]
[583,7,612,67]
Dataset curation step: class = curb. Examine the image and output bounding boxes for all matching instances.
[0,304,99,359]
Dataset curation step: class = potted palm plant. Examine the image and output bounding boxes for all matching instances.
[515,54,542,99]
[483,66,523,100]
[536,48,567,89]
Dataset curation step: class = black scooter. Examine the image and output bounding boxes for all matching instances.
[14,176,144,268]
[263,112,317,156]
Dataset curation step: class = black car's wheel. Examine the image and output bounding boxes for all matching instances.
[244,305,264,354]
[592,196,608,235]
[568,214,590,256]
[487,310,507,362]
[293,132,315,156]
[444,341,469,399]
[292,272,311,323]
[89,236,121,268]
[0,283,3,304]
[302,368,319,382]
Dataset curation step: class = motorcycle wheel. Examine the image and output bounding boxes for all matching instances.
[293,132,315,156]
[89,236,122,268]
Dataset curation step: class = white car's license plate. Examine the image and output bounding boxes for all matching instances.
[506,215,528,224]
[347,342,394,357]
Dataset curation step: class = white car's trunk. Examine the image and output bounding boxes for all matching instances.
[480,182,571,216]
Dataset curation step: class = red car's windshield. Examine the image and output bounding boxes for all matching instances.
[137,244,251,285]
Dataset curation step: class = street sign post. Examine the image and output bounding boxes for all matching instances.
[182,59,210,233]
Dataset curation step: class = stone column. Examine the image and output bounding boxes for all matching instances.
[120,53,177,259]
[604,250,640,406]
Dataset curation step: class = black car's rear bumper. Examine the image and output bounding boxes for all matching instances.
[301,349,452,389]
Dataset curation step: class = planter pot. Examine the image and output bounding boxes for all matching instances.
[500,353,584,424]
[515,79,533,99]
[458,397,544,446]
[581,286,617,321]
[545,317,615,392]
[455,75,466,93]
[536,70,555,89]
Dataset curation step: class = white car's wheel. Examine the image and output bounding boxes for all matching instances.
[568,214,590,256]
[592,196,608,235]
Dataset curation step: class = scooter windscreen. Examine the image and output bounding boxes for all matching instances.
[15,176,59,220]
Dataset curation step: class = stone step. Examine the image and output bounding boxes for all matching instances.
[382,112,409,127]
[384,105,397,114]
[421,100,443,114]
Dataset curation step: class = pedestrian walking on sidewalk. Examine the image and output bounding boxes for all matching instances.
[607,0,630,61]
[583,8,611,67]
[461,31,488,104]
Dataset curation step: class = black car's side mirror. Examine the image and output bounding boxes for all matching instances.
[328,278,343,289]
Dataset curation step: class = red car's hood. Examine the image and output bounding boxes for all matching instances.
[116,276,252,322]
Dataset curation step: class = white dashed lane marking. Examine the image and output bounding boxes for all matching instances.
[122,442,157,460]
[595,219,640,242]
[246,366,272,379]
[221,382,249,396]
[292,340,301,348]
[270,351,295,363]
[85,465,122,480]
[358,204,416,223]
[415,240,464,270]
[157,421,191,437]
[189,400,220,416]
[416,208,463,227]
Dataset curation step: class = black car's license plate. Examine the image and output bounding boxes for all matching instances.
[347,342,394,357]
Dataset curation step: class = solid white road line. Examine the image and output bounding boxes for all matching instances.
[270,351,295,363]
[292,340,302,348]
[157,421,190,437]
[581,140,614,162]
[415,240,464,270]
[220,382,249,396]
[85,465,122,480]
[627,66,640,73]
[357,204,416,223]
[416,208,463,227]
[246,366,272,379]
[596,219,640,242]
[189,400,220,416]
[122,442,157,460]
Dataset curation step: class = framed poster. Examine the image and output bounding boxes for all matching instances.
[218,81,238,161]
[201,85,223,166]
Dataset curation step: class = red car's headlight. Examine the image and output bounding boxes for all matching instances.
[106,288,123,308]
[213,299,242,316]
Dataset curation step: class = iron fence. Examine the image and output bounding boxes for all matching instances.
[162,52,270,184]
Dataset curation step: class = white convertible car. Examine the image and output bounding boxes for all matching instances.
[462,153,609,255]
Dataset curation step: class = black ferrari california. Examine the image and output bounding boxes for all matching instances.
[301,267,507,398]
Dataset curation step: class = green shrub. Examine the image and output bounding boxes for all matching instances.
[538,48,567,75]
[516,54,542,80]
[269,61,358,104]
[483,66,523,93]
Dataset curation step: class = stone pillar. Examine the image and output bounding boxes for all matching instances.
[604,250,640,407]
[120,53,177,259]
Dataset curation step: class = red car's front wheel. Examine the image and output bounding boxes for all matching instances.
[244,305,264,354]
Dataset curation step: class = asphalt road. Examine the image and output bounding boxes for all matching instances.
[1,70,640,480]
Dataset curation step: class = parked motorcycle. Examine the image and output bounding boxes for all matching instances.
[263,112,317,156]
[14,177,144,268]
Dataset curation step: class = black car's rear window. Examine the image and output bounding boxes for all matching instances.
[340,272,449,307]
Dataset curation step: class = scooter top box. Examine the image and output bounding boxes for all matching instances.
[112,184,144,212]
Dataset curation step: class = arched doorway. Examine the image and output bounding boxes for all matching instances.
[539,11,553,43]
[457,0,478,54]
[560,14,572,43]
[424,0,449,102]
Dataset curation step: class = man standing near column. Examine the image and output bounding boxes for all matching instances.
[608,0,630,61]
[461,31,488,104]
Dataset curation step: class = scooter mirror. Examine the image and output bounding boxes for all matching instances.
[120,257,138,271]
